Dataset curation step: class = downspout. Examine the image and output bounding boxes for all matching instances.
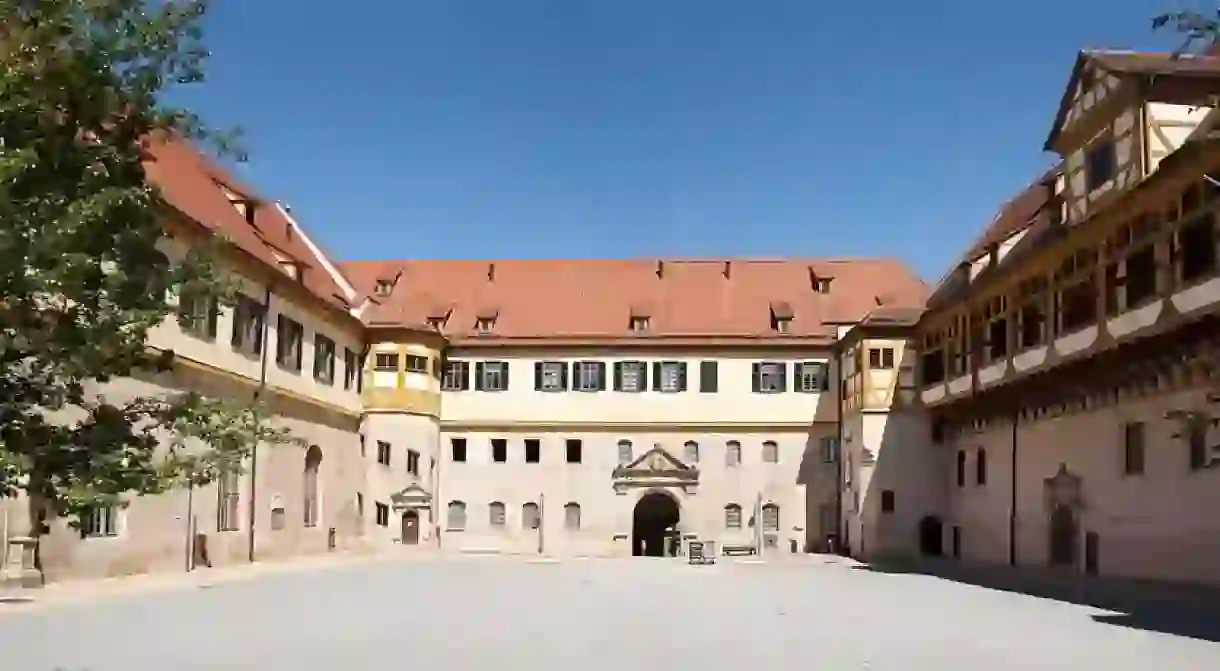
[247,284,273,563]
[833,338,845,556]
[1008,411,1018,566]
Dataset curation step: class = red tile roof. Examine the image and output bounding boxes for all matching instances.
[342,258,928,343]
[142,135,353,312]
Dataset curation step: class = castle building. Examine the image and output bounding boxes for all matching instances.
[8,43,1219,589]
[0,135,926,581]
[840,48,1220,586]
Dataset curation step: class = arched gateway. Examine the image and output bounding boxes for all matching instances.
[633,491,680,557]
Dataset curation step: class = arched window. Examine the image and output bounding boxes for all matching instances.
[762,440,779,464]
[761,503,780,532]
[489,501,506,527]
[976,449,987,485]
[447,501,466,530]
[522,502,540,530]
[617,439,633,465]
[303,445,322,527]
[956,450,966,487]
[724,504,742,529]
[726,440,741,467]
[684,440,700,463]
[564,502,581,530]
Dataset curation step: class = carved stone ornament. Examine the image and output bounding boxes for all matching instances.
[1043,462,1083,513]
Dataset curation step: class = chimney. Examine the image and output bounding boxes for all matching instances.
[487,262,496,282]
[723,261,731,279]
[655,260,664,279]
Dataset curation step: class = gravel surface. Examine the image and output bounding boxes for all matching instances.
[1,557,1218,670]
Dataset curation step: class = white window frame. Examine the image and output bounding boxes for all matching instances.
[573,361,601,391]
[726,440,741,467]
[758,362,785,393]
[658,362,682,392]
[481,361,509,391]
[618,361,645,392]
[762,440,779,464]
[617,439,633,465]
[725,504,742,530]
[441,360,468,391]
[447,501,467,531]
[762,504,780,532]
[539,361,565,392]
[797,362,826,393]
[83,505,119,538]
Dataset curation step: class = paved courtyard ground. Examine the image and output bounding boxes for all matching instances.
[2,556,1219,670]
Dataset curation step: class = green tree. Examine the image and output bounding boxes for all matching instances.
[1153,9,1220,54]
[0,0,298,569]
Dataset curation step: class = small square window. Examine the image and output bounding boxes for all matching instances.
[374,353,399,372]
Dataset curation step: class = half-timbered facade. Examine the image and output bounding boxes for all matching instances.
[852,49,1220,586]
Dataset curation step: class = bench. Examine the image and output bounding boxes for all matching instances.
[721,544,757,556]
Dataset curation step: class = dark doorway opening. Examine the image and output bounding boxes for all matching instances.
[1048,504,1078,568]
[918,515,944,557]
[1084,531,1099,576]
[632,491,679,557]
[401,510,420,545]
[951,525,962,559]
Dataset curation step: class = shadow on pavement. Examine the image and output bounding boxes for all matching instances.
[853,559,1220,643]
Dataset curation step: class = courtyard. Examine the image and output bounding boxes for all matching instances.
[2,556,1219,670]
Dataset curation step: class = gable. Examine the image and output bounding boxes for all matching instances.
[1045,52,1128,153]
[620,445,692,473]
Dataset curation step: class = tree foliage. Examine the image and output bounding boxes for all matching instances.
[0,0,297,534]
[1152,9,1220,55]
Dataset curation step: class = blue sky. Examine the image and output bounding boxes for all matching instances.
[182,1,1187,279]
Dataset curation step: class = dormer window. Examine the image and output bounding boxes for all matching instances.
[280,261,301,280]
[630,317,651,333]
[374,280,394,297]
[475,307,499,334]
[809,268,833,294]
[769,301,794,334]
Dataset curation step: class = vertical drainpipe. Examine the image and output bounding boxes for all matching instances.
[1008,412,1018,566]
[247,284,273,564]
[833,336,845,556]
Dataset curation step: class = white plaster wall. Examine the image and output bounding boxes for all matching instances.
[148,237,365,414]
[362,413,441,546]
[437,430,814,557]
[442,351,830,425]
[943,386,1220,584]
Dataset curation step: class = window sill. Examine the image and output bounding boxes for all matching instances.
[276,362,302,374]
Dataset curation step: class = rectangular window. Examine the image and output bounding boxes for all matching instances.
[921,350,946,385]
[476,361,510,391]
[1189,421,1209,471]
[82,505,119,538]
[1058,281,1096,334]
[1019,304,1045,349]
[535,361,567,392]
[630,316,650,332]
[614,361,647,392]
[796,362,828,393]
[752,362,786,393]
[179,292,218,340]
[699,360,719,393]
[652,361,686,393]
[572,361,606,392]
[1124,246,1158,308]
[565,439,582,464]
[524,439,541,463]
[880,490,895,514]
[230,294,265,355]
[275,315,304,372]
[377,441,391,466]
[404,355,428,373]
[343,349,359,390]
[441,360,470,391]
[1122,422,1144,477]
[313,334,336,385]
[987,318,1008,360]
[1086,141,1116,191]
[450,438,467,463]
[1180,213,1218,283]
[407,449,420,476]
[375,503,389,527]
[374,352,398,372]
[491,438,508,463]
[820,436,839,463]
[217,469,240,532]
[882,348,895,369]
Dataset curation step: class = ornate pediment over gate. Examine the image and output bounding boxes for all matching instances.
[612,444,699,494]
[390,483,433,511]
